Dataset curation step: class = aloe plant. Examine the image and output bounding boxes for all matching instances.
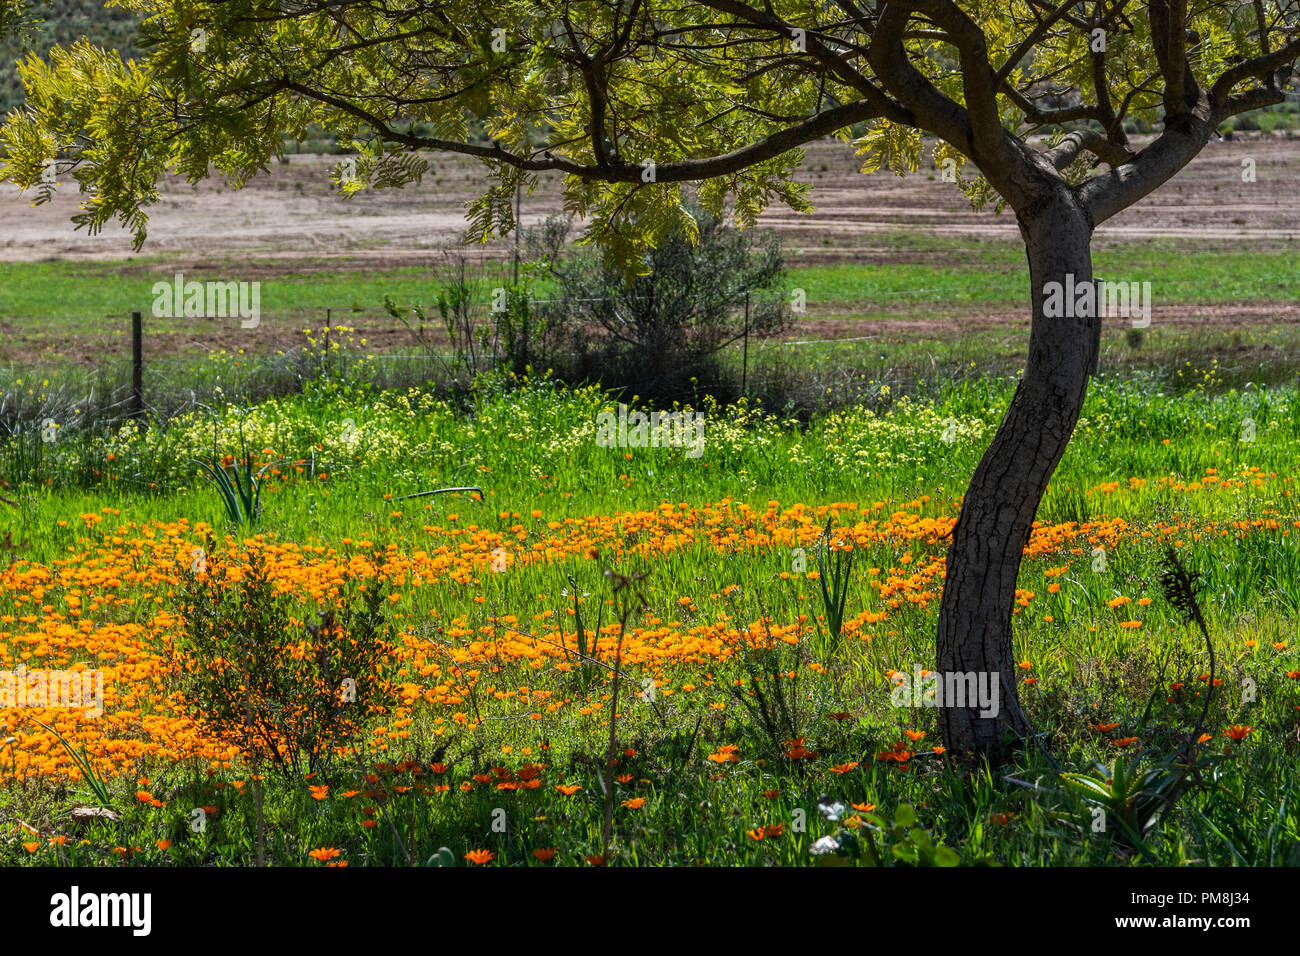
[1057,752,1220,856]
[195,453,271,526]
[814,517,854,654]
[564,574,603,688]
[29,717,113,808]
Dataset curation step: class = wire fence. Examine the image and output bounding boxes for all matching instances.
[0,289,918,435]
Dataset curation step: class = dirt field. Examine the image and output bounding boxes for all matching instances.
[4,134,1300,267]
[1,134,1298,365]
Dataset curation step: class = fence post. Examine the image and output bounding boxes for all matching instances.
[131,310,144,419]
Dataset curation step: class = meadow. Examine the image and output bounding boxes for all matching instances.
[1,343,1298,867]
[4,238,1300,328]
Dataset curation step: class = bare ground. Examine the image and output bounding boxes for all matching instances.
[4,134,1300,268]
[1,134,1298,365]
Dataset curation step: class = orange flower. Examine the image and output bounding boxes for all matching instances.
[585,854,606,866]
[308,784,330,800]
[851,802,876,812]
[903,729,925,742]
[1092,722,1120,732]
[464,849,495,865]
[1223,725,1252,741]
[308,847,341,862]
[621,797,647,809]
[22,842,39,853]
[1110,736,1139,748]
[156,839,172,851]
[875,744,914,763]
[783,737,817,760]
[707,746,739,764]
[829,761,859,774]
[532,848,558,862]
[747,823,785,841]
[556,784,581,795]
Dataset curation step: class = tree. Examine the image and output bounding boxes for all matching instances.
[0,0,23,34]
[0,0,30,44]
[3,0,1297,758]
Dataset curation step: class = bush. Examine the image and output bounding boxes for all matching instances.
[174,543,398,777]
[528,207,792,403]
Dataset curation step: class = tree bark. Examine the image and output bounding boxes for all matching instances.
[936,187,1096,759]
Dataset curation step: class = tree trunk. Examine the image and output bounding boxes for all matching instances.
[936,188,1097,759]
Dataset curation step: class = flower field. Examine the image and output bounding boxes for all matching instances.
[2,371,1299,866]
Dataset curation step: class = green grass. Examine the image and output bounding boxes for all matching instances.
[1,364,1298,867]
[787,246,1300,307]
[4,242,1300,326]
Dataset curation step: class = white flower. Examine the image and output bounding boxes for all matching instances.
[810,836,841,856]
[818,801,847,821]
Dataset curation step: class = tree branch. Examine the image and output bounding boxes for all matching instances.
[1041,128,1134,169]
[277,78,882,182]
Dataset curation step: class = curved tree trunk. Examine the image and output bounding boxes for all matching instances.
[936,188,1097,759]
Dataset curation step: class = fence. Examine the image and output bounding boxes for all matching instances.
[16,288,931,432]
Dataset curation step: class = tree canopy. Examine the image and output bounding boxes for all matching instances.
[2,0,1298,261]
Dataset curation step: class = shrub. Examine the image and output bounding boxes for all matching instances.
[174,543,398,777]
[529,206,792,403]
